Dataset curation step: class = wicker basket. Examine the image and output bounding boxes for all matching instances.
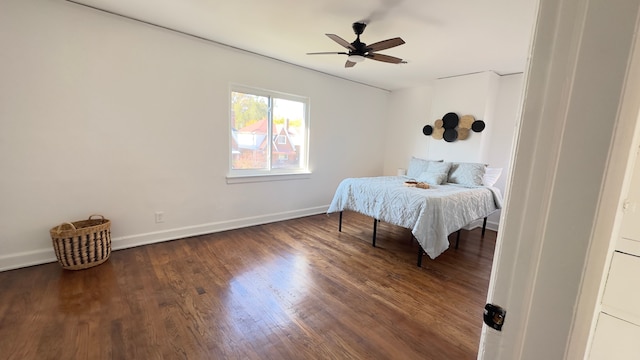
[50,215,112,270]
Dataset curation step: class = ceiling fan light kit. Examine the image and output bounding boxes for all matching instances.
[307,22,406,68]
[347,54,366,63]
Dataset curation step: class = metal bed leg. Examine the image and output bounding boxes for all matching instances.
[417,248,423,267]
[482,217,487,238]
[372,218,377,247]
[338,211,343,232]
[455,230,461,249]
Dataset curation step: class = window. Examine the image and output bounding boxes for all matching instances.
[229,86,309,179]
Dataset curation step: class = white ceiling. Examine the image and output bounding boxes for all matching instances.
[69,0,539,91]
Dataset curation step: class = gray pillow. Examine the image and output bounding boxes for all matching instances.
[448,162,486,186]
[406,157,441,178]
[417,162,452,185]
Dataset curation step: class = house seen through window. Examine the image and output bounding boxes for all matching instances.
[230,87,308,175]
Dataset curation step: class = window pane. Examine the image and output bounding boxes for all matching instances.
[272,98,305,170]
[229,87,308,177]
[231,92,269,170]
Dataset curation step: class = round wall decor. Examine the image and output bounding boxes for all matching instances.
[443,128,458,142]
[424,112,485,142]
[442,112,459,129]
[472,120,486,132]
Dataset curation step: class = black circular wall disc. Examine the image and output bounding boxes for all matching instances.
[472,120,486,132]
[442,112,459,129]
[443,128,458,142]
[423,125,433,136]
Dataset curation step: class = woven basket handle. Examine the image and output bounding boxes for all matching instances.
[55,222,77,233]
[88,214,105,220]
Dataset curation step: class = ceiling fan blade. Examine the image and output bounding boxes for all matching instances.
[366,37,405,52]
[326,34,356,50]
[345,60,357,68]
[367,53,404,64]
[306,51,349,55]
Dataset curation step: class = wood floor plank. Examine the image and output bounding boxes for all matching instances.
[0,211,495,359]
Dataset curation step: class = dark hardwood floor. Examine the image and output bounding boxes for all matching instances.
[0,211,496,359]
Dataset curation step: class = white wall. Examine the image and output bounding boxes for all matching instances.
[488,74,524,192]
[485,74,525,225]
[427,71,500,163]
[382,84,435,175]
[0,0,389,270]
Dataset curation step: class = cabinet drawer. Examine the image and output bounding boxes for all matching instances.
[589,313,640,360]
[601,251,640,326]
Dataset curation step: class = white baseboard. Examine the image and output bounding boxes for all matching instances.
[0,206,328,272]
[0,248,59,272]
[487,220,499,232]
[462,218,500,232]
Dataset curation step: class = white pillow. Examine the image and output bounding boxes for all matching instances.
[447,162,486,186]
[483,167,503,187]
[406,157,442,178]
[417,162,451,185]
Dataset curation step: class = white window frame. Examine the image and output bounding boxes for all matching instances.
[227,84,311,184]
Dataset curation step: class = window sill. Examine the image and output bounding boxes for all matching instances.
[226,172,312,184]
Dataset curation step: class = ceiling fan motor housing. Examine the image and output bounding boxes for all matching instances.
[350,43,367,55]
[352,22,367,35]
[350,23,368,55]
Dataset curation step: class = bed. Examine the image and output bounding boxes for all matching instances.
[326,159,504,266]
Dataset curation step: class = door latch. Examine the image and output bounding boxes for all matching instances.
[484,303,506,331]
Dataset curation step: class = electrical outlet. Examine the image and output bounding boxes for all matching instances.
[155,211,165,223]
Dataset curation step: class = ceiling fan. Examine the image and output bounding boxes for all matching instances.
[307,22,406,68]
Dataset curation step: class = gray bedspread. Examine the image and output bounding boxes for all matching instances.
[327,176,503,259]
